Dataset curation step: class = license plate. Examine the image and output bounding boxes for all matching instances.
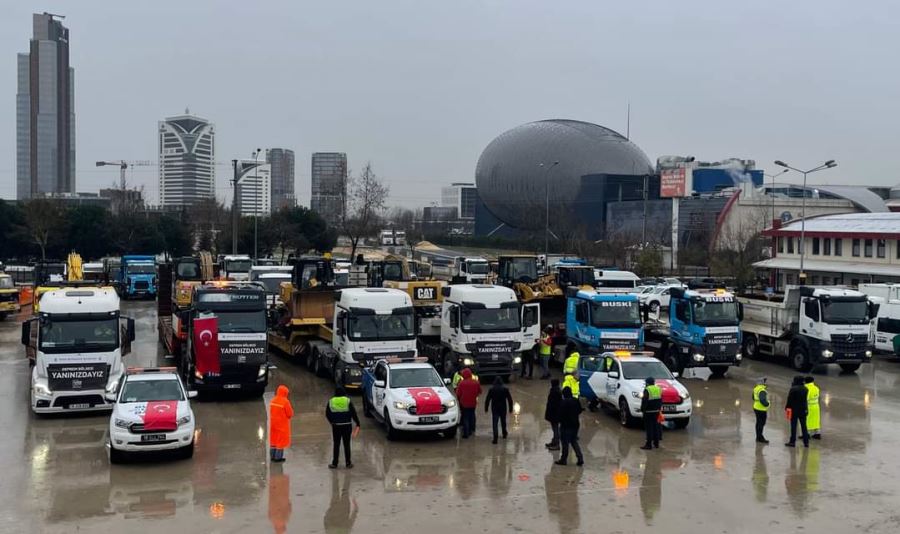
[223,384,241,389]
[662,405,677,413]
[140,434,167,442]
[68,403,90,410]
[419,416,439,423]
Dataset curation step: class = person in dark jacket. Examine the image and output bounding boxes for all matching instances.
[484,376,514,444]
[455,368,483,438]
[326,386,361,468]
[785,375,810,448]
[554,386,584,466]
[544,379,562,450]
[640,377,663,450]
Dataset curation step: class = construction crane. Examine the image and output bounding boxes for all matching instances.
[95,160,154,190]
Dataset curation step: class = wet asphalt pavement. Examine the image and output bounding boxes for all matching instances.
[2,301,900,533]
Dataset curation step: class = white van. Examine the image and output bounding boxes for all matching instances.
[594,270,641,290]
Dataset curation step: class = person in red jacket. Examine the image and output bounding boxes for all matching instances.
[455,368,482,439]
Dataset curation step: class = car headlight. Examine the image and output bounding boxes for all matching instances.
[349,368,362,376]
[445,399,457,408]
[513,356,522,364]
[393,401,408,410]
[114,418,130,429]
[631,391,641,399]
[682,391,691,400]
[693,353,705,362]
[462,358,475,366]
[33,382,51,397]
[821,349,834,358]
[177,415,192,426]
[258,364,267,378]
[864,350,873,359]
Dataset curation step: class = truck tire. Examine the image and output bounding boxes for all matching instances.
[742,334,759,360]
[709,367,728,378]
[312,348,326,377]
[791,346,812,372]
[618,397,637,428]
[649,301,660,313]
[384,410,398,441]
[304,343,315,370]
[663,346,684,376]
[673,418,690,429]
[839,363,861,373]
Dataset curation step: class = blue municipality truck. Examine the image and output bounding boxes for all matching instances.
[565,288,644,356]
[118,255,157,299]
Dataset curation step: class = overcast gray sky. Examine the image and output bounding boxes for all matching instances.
[2,1,898,205]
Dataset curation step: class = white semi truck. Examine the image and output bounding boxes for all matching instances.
[738,286,877,373]
[431,256,491,284]
[22,287,135,413]
[221,255,252,281]
[418,284,540,379]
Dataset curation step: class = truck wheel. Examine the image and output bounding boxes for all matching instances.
[709,367,728,379]
[304,344,315,370]
[742,334,758,360]
[384,410,398,441]
[649,301,660,313]
[791,346,812,372]
[618,398,637,427]
[664,346,684,375]
[673,418,690,429]
[312,349,326,377]
[839,363,861,373]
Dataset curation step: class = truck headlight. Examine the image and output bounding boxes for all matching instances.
[821,349,834,358]
[864,350,873,359]
[393,401,408,410]
[349,368,362,376]
[735,352,742,361]
[114,418,130,429]
[693,353,705,362]
[258,364,267,378]
[33,382,51,397]
[462,358,475,366]
[177,415,192,426]
[513,356,522,364]
[445,399,457,408]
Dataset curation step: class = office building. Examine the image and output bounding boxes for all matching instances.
[268,148,295,210]
[311,152,347,226]
[236,161,271,217]
[16,13,76,200]
[158,111,215,208]
[441,182,478,220]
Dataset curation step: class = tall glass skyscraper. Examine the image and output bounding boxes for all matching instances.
[268,148,295,210]
[311,152,347,226]
[16,13,76,200]
[158,112,216,208]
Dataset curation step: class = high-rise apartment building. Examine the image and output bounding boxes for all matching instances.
[268,148,295,210]
[311,152,347,226]
[236,161,271,217]
[158,112,215,208]
[441,182,478,220]
[16,13,76,200]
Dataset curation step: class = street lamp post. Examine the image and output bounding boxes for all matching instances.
[764,168,790,225]
[773,159,837,284]
[539,161,560,258]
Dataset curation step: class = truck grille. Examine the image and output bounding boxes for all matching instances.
[830,334,869,355]
[53,394,105,408]
[134,281,150,290]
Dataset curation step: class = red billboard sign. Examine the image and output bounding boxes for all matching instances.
[660,168,687,198]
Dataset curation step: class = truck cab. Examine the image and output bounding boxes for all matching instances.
[0,273,20,319]
[22,287,135,413]
[222,255,252,281]
[120,255,157,299]
[451,256,490,284]
[428,284,540,378]
[566,288,644,356]
[649,288,743,377]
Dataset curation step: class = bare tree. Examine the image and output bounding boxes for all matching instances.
[341,162,389,260]
[710,204,771,290]
[23,199,64,260]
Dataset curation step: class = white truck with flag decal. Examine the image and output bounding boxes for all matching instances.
[106,367,197,463]
[22,287,135,414]
[361,357,459,440]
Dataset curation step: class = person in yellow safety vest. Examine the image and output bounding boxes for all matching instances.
[640,377,662,450]
[804,376,821,440]
[752,377,770,444]
[325,387,360,469]
[563,351,580,375]
[562,372,580,400]
[539,326,553,380]
[453,367,478,389]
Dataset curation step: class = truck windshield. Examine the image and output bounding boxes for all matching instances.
[39,317,119,353]
[226,260,252,273]
[621,361,673,381]
[691,300,740,326]
[119,379,184,403]
[505,258,537,282]
[822,299,870,324]
[176,261,201,279]
[214,310,266,333]
[590,301,641,327]
[461,306,521,333]
[126,264,155,274]
[349,313,415,341]
[390,368,444,388]
[468,262,490,275]
[0,277,13,289]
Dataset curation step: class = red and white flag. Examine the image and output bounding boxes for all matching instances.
[193,315,220,375]
[143,401,178,431]
[408,387,442,415]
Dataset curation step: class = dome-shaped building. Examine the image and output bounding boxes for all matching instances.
[475,119,655,235]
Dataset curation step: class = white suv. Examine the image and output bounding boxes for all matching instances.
[107,368,196,463]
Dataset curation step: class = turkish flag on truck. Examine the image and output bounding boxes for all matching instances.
[193,315,220,375]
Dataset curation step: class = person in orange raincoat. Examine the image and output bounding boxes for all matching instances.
[270,385,294,462]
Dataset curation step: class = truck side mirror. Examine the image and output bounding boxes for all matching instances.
[104,392,117,402]
[336,313,345,337]
[127,317,136,342]
[869,301,880,319]
[738,303,744,321]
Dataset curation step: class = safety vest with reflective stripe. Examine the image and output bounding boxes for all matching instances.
[562,373,580,398]
[564,353,580,374]
[645,384,661,400]
[540,335,552,356]
[753,384,769,412]
[806,382,819,407]
[329,396,350,412]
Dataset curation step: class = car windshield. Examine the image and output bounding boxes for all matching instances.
[212,310,266,333]
[506,258,537,282]
[468,262,490,274]
[691,300,740,326]
[390,368,444,388]
[349,313,415,341]
[0,277,13,289]
[119,379,184,403]
[590,301,641,327]
[621,361,673,380]
[126,264,155,274]
[176,261,201,279]
[39,317,119,353]
[226,260,252,273]
[822,299,870,325]
[461,306,520,332]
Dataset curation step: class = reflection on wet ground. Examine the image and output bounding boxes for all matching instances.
[1,301,899,533]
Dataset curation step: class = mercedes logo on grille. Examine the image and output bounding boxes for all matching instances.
[846,333,854,343]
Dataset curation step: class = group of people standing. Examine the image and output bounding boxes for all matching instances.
[752,375,822,447]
